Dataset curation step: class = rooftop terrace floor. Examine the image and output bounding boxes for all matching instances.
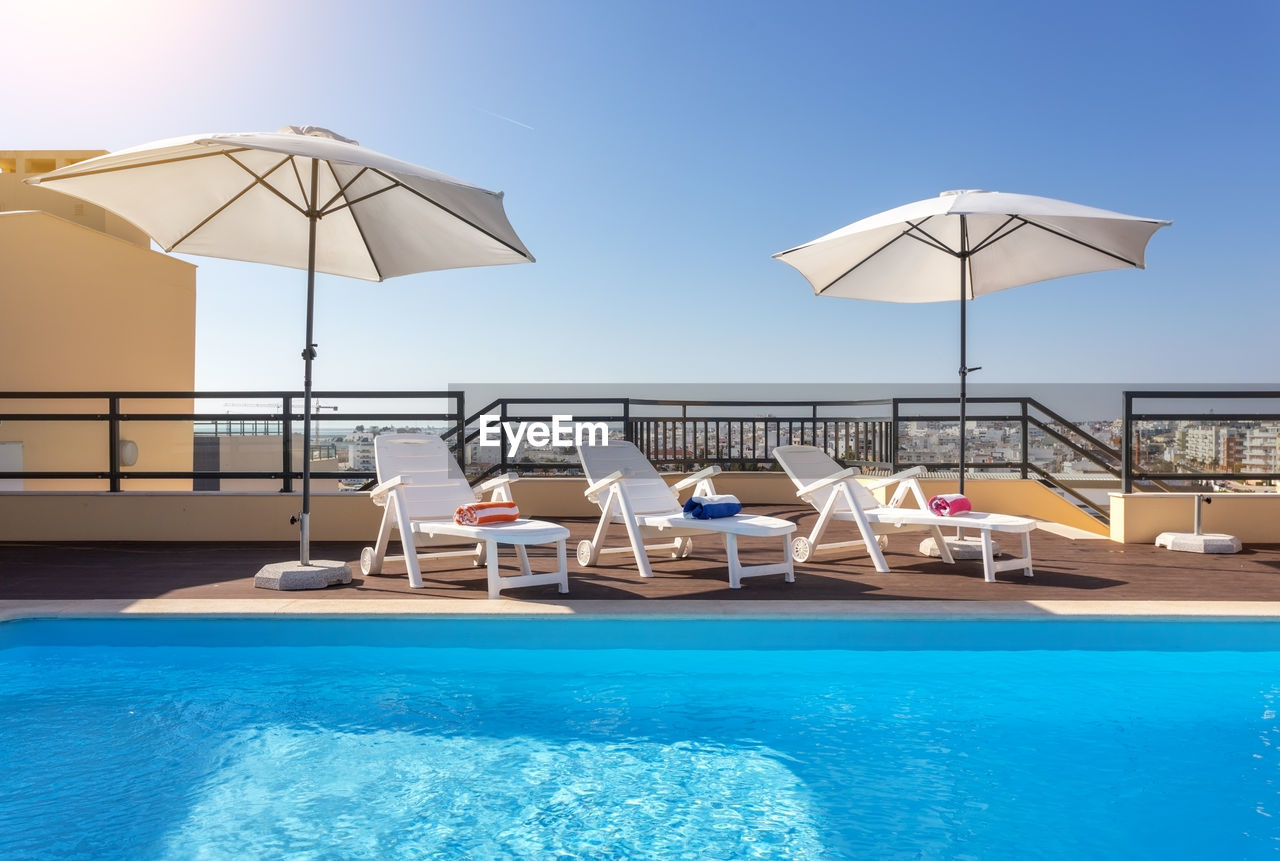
[4,505,1280,617]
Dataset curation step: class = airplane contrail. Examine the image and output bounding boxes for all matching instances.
[476,107,535,131]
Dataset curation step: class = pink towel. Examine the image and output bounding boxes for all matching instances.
[929,494,972,516]
[454,500,520,525]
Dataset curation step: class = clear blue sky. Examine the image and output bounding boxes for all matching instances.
[7,0,1278,393]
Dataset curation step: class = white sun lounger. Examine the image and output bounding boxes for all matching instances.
[360,433,569,599]
[576,440,796,589]
[773,445,1035,582]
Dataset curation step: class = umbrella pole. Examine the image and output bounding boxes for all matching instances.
[300,160,319,565]
[958,216,969,494]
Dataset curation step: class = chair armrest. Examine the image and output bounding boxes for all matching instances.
[865,465,927,491]
[583,469,627,499]
[672,464,721,492]
[368,474,407,500]
[795,467,859,498]
[475,472,520,493]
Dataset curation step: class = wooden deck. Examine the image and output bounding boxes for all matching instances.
[3,505,1279,605]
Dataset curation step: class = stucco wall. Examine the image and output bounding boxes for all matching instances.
[0,474,1109,542]
[0,211,196,490]
[1110,492,1280,544]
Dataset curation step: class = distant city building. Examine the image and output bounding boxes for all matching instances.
[1244,424,1280,474]
[1179,425,1248,471]
[346,432,376,472]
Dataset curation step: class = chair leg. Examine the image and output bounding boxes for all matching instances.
[485,538,501,599]
[616,488,656,579]
[928,525,956,564]
[364,507,394,575]
[981,530,996,583]
[578,493,618,567]
[556,540,569,593]
[725,533,742,589]
[392,498,425,589]
[844,486,890,573]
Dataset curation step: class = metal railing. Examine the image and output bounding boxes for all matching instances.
[14,388,1271,525]
[890,396,1123,522]
[459,397,895,479]
[1122,390,1280,493]
[0,391,464,491]
[457,395,1121,521]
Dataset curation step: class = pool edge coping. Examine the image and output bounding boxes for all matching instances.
[6,598,1280,622]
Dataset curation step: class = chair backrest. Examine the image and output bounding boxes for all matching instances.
[374,433,476,519]
[772,445,880,513]
[576,440,682,516]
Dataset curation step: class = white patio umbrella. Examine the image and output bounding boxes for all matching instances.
[28,126,533,571]
[773,189,1170,491]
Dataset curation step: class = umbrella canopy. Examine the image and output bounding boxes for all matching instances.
[28,125,533,565]
[774,189,1170,490]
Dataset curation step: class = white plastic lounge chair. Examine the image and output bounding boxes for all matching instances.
[360,433,570,599]
[773,445,1035,582]
[576,440,796,589]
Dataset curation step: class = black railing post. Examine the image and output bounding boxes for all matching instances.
[454,391,466,471]
[282,395,293,493]
[1020,399,1029,479]
[1122,390,1133,494]
[108,396,121,492]
[622,399,632,444]
[681,403,688,466]
[890,399,900,472]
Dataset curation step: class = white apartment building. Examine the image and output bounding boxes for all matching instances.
[1243,424,1280,474]
[346,433,376,472]
[1179,425,1247,469]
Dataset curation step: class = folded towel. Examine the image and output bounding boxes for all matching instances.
[454,500,520,526]
[683,494,742,520]
[928,494,972,516]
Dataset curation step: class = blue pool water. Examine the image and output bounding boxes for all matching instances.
[2,617,1279,860]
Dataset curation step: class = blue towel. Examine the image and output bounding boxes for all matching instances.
[683,494,742,520]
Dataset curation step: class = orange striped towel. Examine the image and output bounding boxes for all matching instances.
[454,500,520,525]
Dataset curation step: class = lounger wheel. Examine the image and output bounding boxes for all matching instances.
[674,536,693,558]
[359,546,376,575]
[876,534,890,551]
[791,537,813,563]
[576,540,595,567]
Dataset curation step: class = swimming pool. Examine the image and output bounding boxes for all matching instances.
[2,617,1278,859]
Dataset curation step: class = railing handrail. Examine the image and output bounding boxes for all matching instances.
[1122,389,1280,492]
[5,389,1278,509]
[0,390,464,491]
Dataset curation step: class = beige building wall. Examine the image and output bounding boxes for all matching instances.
[0,475,1103,543]
[1110,493,1280,544]
[0,151,197,490]
[216,434,342,492]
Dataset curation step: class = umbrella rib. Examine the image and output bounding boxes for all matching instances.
[966,216,1025,255]
[317,166,377,215]
[902,219,959,256]
[1015,216,1146,267]
[220,152,309,218]
[319,161,385,281]
[367,167,534,261]
[165,153,304,251]
[813,218,956,296]
[30,147,232,180]
[289,157,310,211]
[322,181,397,215]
